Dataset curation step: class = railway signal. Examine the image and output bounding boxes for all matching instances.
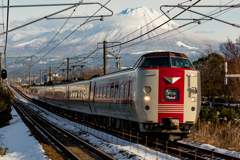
[2,69,7,79]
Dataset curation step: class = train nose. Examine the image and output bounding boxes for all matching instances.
[158,69,185,123]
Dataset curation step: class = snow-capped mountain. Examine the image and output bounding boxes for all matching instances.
[5,6,220,70]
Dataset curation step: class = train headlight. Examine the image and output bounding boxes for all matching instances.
[143,86,151,94]
[191,97,196,102]
[144,95,151,102]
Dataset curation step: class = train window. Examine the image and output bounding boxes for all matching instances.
[115,85,119,98]
[139,57,169,68]
[107,86,110,98]
[103,87,106,98]
[73,91,76,98]
[120,85,124,98]
[133,57,143,68]
[124,84,128,98]
[171,57,194,68]
[99,87,102,98]
[96,87,99,98]
[111,86,114,98]
[71,92,74,98]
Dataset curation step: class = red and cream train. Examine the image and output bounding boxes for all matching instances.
[30,51,201,139]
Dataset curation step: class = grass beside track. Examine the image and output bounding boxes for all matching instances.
[191,120,240,152]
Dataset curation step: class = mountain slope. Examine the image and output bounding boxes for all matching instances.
[5,6,220,69]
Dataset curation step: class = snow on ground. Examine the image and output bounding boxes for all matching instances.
[10,86,178,160]
[0,107,50,160]
[178,140,240,158]
[11,86,240,159]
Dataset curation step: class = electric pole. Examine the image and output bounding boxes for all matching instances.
[33,73,35,83]
[50,66,52,81]
[40,70,42,84]
[67,58,70,80]
[101,41,121,74]
[29,66,31,87]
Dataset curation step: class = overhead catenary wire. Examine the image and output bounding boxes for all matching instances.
[116,0,191,42]
[98,0,201,50]
[110,0,236,53]
[32,5,79,58]
[63,0,234,74]
[30,0,111,68]
[3,0,9,68]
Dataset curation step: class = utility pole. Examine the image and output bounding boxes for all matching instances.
[100,41,121,75]
[50,66,52,81]
[29,66,31,87]
[40,70,42,84]
[21,75,23,89]
[67,58,70,80]
[33,73,35,83]
[25,74,27,92]
[103,41,107,75]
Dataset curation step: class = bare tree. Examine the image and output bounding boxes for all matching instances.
[220,36,240,106]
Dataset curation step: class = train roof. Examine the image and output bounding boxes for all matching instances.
[142,51,188,58]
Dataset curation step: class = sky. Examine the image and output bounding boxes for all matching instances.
[0,0,239,44]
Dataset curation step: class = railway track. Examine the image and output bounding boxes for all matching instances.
[10,85,240,160]
[8,85,115,160]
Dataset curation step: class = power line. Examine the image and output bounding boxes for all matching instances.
[3,0,9,68]
[98,0,201,50]
[32,5,79,58]
[30,0,111,68]
[116,0,191,42]
[110,1,236,53]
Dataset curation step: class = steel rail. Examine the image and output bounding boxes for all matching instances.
[9,100,80,160]
[169,141,240,160]
[8,85,115,160]
[11,85,240,160]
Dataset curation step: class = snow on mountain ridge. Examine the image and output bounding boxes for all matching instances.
[118,6,156,17]
[7,6,220,69]
[11,34,26,41]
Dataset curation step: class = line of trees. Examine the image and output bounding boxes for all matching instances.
[0,86,11,127]
[193,36,240,107]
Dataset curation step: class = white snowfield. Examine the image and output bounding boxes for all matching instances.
[0,108,50,160]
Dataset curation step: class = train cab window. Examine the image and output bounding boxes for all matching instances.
[103,87,106,98]
[111,86,114,98]
[115,85,119,98]
[107,86,110,98]
[99,87,102,98]
[124,84,128,98]
[171,57,194,69]
[139,57,169,68]
[72,91,74,98]
[95,87,99,98]
[120,85,124,98]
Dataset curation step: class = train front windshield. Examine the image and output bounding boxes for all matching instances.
[139,56,194,68]
[139,57,170,68]
[171,57,194,68]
